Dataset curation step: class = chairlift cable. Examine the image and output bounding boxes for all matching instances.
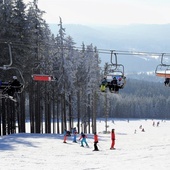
[1,40,170,58]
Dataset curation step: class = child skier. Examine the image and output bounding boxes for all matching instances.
[110,129,116,150]
[63,129,67,143]
[79,132,89,147]
[93,132,99,151]
[72,127,77,143]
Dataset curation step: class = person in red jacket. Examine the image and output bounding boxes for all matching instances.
[63,129,67,143]
[93,132,99,151]
[110,129,116,150]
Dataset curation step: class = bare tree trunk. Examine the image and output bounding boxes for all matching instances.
[92,92,97,133]
[77,91,80,133]
[20,92,26,133]
[2,99,7,135]
[56,95,60,134]
[35,82,41,133]
[63,93,67,132]
[30,82,35,133]
[88,94,91,134]
[52,88,56,134]
[68,94,72,131]
[47,92,51,133]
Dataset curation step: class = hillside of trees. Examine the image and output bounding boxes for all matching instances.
[0,0,169,136]
[98,79,170,119]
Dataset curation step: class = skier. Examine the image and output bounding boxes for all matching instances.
[79,132,89,147]
[164,78,170,86]
[93,132,99,151]
[109,77,118,92]
[72,127,77,143]
[134,129,137,134]
[3,76,21,98]
[63,129,67,143]
[110,129,116,150]
[100,77,107,92]
[141,128,145,132]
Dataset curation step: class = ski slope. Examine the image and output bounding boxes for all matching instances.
[1,119,170,170]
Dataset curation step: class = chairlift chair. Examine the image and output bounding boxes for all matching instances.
[155,53,170,86]
[155,64,170,78]
[108,52,126,89]
[32,74,56,81]
[32,60,57,82]
[100,52,126,93]
[0,42,25,101]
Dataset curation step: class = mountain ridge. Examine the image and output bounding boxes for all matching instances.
[49,24,170,81]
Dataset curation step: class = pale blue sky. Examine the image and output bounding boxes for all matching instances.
[24,0,170,25]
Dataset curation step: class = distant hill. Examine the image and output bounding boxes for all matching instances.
[49,24,170,81]
[50,23,170,51]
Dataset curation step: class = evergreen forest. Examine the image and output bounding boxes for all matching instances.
[0,0,169,136]
[102,79,170,119]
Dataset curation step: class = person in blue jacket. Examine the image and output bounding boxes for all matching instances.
[72,127,77,143]
[79,132,89,147]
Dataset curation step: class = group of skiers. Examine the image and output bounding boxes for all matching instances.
[63,128,116,151]
[100,76,125,93]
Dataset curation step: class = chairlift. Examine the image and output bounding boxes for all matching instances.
[32,74,56,81]
[155,53,170,78]
[100,51,126,93]
[110,51,124,76]
[106,64,125,83]
[31,60,57,82]
[0,67,25,92]
[155,65,170,78]
[0,43,25,100]
[155,53,170,86]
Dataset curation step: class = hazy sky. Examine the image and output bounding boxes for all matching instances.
[23,0,170,25]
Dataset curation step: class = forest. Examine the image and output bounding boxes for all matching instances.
[0,0,169,136]
[101,78,170,119]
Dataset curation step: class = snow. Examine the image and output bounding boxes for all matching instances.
[1,119,170,170]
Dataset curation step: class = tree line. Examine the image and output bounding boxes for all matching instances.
[98,79,170,119]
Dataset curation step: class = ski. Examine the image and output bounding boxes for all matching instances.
[110,148,116,150]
